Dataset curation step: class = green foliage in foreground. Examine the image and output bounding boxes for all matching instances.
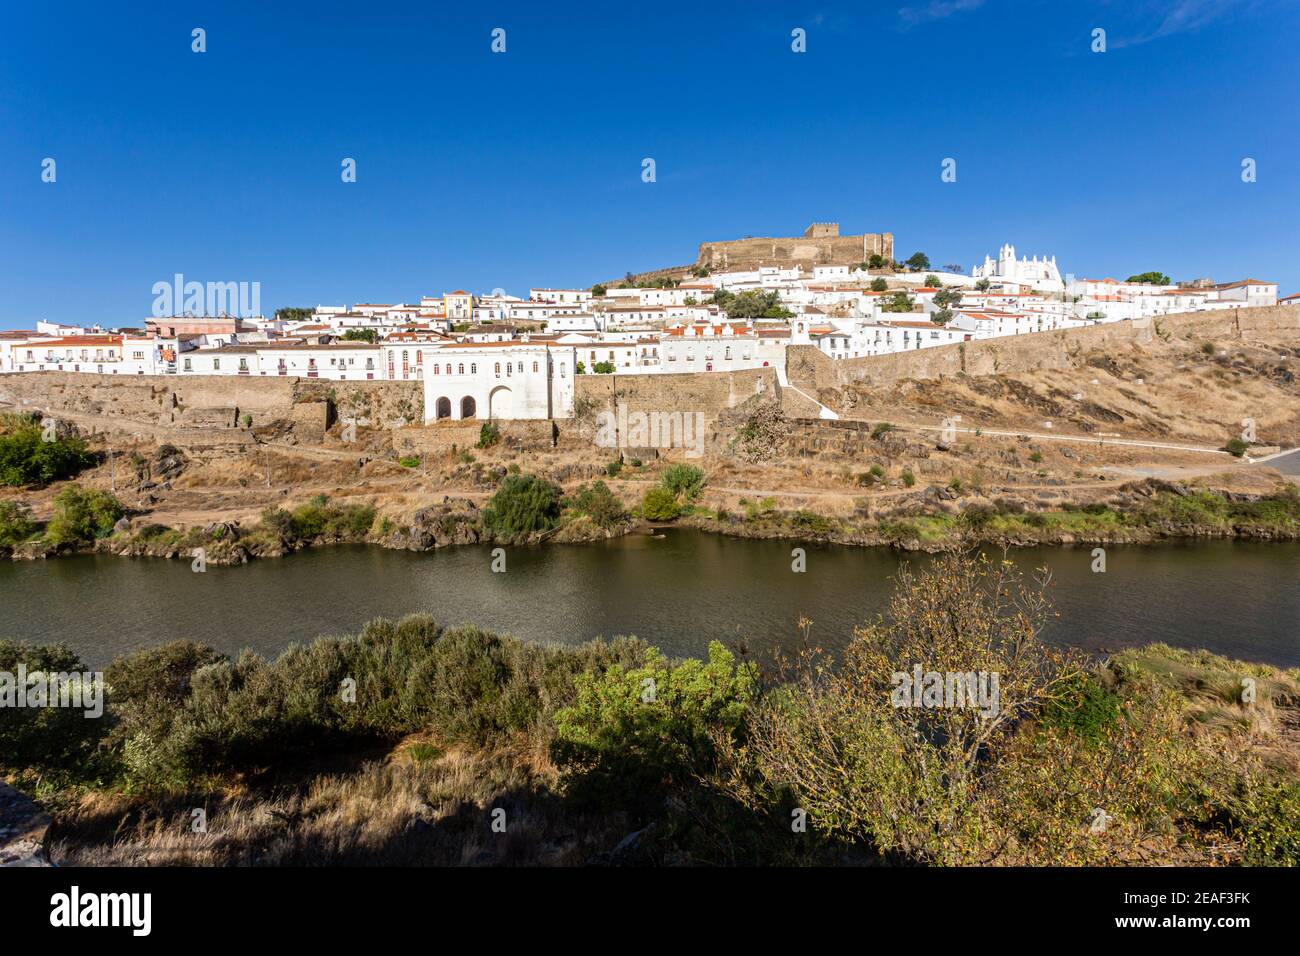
[3,555,1297,866]
[552,642,755,812]
[0,415,96,488]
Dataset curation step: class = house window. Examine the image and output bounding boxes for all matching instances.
[495,362,501,375]
[184,358,191,370]
[470,364,477,374]
[458,364,464,375]
[213,358,220,370]
[532,361,539,373]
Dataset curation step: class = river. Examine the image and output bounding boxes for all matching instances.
[1,531,1297,668]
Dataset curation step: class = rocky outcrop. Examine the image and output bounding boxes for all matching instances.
[0,782,52,867]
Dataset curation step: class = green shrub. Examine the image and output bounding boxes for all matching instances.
[0,415,96,487]
[871,422,894,440]
[605,459,623,478]
[46,486,124,546]
[641,486,681,521]
[572,480,627,529]
[660,464,704,500]
[1038,672,1124,744]
[901,470,916,488]
[0,500,36,546]
[287,495,375,540]
[398,455,420,468]
[1225,437,1249,457]
[482,474,561,541]
[552,642,755,812]
[1234,776,1300,866]
[0,640,107,780]
[476,422,501,449]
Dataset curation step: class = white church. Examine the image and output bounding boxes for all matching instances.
[972,244,1064,293]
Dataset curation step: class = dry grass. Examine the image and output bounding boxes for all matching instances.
[49,738,626,867]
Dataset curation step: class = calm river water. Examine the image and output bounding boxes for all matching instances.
[1,531,1297,667]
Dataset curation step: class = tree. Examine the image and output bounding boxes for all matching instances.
[641,486,681,521]
[340,328,378,344]
[590,284,607,297]
[715,290,792,319]
[868,254,886,269]
[870,278,888,292]
[905,252,931,272]
[924,274,941,287]
[571,480,627,529]
[933,288,964,310]
[1126,272,1170,286]
[591,361,615,374]
[482,474,561,542]
[975,278,991,291]
[0,415,96,488]
[274,307,313,322]
[943,263,964,274]
[884,292,915,313]
[46,486,124,546]
[660,464,705,500]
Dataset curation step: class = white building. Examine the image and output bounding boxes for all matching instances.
[422,341,575,422]
[973,244,1064,293]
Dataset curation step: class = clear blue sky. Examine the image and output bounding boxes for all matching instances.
[1,0,1296,328]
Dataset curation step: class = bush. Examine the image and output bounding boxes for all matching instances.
[591,361,616,374]
[605,459,623,478]
[572,480,627,529]
[901,470,916,488]
[1225,437,1249,457]
[660,464,704,500]
[0,640,107,780]
[482,474,561,542]
[871,422,894,440]
[46,486,124,546]
[0,500,36,546]
[641,486,681,521]
[288,495,375,540]
[398,455,420,468]
[552,642,755,813]
[476,422,500,449]
[0,415,96,487]
[740,553,1089,864]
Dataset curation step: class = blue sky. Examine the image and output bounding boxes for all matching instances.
[1,0,1296,328]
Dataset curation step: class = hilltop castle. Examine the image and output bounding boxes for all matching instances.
[697,222,894,272]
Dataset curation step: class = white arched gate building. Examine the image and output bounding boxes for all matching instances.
[421,341,575,423]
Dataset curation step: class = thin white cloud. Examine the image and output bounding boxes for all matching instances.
[897,0,986,28]
[1111,0,1267,48]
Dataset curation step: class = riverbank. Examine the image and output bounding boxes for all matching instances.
[4,477,1299,564]
[5,553,1298,867]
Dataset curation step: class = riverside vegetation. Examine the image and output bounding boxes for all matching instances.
[4,409,1300,562]
[3,552,1297,866]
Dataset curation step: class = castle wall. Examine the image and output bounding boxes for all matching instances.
[698,232,893,271]
[786,305,1300,394]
